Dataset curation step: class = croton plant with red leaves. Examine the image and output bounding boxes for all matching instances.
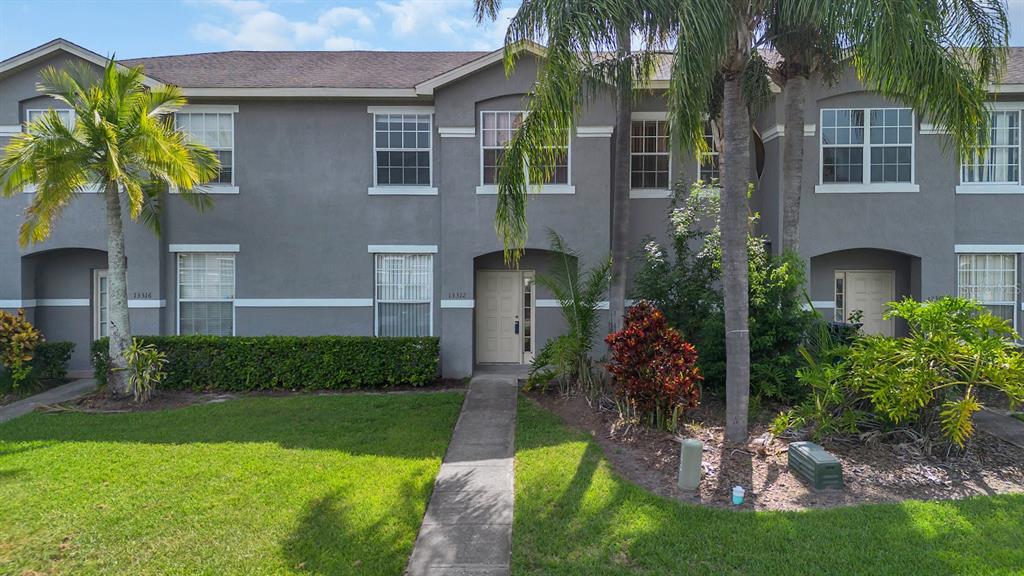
[605,301,702,420]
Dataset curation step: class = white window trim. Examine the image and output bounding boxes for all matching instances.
[372,253,434,337]
[576,126,613,138]
[169,243,240,253]
[629,118,672,197]
[957,253,1018,330]
[630,111,668,121]
[815,107,918,194]
[955,244,1024,253]
[479,110,573,193]
[175,110,237,190]
[957,108,1022,193]
[22,109,97,194]
[697,122,720,182]
[367,244,438,254]
[176,252,236,336]
[25,108,74,128]
[93,269,108,339]
[437,126,475,138]
[370,110,434,191]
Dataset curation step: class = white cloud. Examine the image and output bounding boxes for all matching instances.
[192,2,374,50]
[377,0,453,36]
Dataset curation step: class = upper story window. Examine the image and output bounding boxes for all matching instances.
[26,108,74,131]
[481,111,569,186]
[699,122,720,182]
[374,113,432,186]
[374,253,432,336]
[177,252,235,336]
[630,120,669,189]
[958,253,1017,327]
[962,111,1020,184]
[821,108,914,184]
[176,112,234,185]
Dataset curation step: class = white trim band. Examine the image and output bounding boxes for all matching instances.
[815,183,920,194]
[368,244,438,254]
[0,300,32,308]
[0,125,21,135]
[440,299,475,309]
[920,123,950,135]
[437,127,475,138]
[631,111,668,121]
[762,125,784,142]
[811,300,835,309]
[36,299,90,307]
[537,299,610,309]
[180,104,239,114]
[235,298,374,307]
[955,244,1024,253]
[804,124,816,136]
[169,244,240,253]
[955,184,1024,195]
[367,105,434,114]
[476,184,575,195]
[576,126,614,138]
[368,186,438,196]
[128,299,166,309]
[629,188,672,199]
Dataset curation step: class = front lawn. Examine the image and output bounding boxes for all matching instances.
[514,398,1024,576]
[0,393,463,575]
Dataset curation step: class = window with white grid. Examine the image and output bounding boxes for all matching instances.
[699,121,720,182]
[958,253,1018,326]
[175,112,234,185]
[962,111,1020,184]
[374,113,432,186]
[177,253,235,336]
[630,120,669,189]
[26,108,74,131]
[481,111,568,185]
[821,108,914,184]
[375,254,432,337]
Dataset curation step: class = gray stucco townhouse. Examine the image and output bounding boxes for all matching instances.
[2,39,1023,377]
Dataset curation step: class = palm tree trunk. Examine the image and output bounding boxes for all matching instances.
[721,71,751,444]
[608,28,632,333]
[104,180,132,396]
[781,74,806,253]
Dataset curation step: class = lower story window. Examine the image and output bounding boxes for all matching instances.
[375,253,432,336]
[177,253,235,336]
[957,253,1018,326]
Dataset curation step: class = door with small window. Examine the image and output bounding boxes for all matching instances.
[476,270,535,364]
[94,269,109,339]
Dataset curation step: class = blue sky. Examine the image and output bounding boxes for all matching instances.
[1,0,1024,60]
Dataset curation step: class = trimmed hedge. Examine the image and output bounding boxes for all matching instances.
[0,341,74,390]
[91,335,440,390]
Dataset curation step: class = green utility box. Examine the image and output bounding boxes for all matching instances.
[788,441,843,489]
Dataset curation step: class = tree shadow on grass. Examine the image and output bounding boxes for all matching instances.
[514,398,1024,576]
[281,476,432,576]
[0,393,463,459]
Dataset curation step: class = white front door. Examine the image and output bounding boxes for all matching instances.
[842,270,895,336]
[94,269,109,338]
[476,270,533,364]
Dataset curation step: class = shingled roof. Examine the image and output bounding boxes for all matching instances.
[120,50,489,89]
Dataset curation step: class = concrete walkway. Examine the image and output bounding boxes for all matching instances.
[407,375,518,576]
[0,378,97,424]
[975,408,1024,450]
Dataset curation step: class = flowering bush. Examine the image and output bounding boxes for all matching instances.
[0,309,42,388]
[605,301,702,429]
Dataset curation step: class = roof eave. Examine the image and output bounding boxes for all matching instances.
[414,41,547,95]
[0,38,163,88]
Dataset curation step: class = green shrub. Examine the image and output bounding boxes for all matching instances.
[774,297,1024,447]
[124,338,167,402]
[92,335,440,390]
[633,182,815,401]
[528,230,611,396]
[30,341,74,381]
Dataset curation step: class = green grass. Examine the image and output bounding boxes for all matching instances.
[514,398,1024,576]
[1013,413,1024,424]
[0,393,463,575]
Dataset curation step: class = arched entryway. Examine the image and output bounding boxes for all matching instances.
[20,248,108,370]
[473,249,573,367]
[809,248,921,336]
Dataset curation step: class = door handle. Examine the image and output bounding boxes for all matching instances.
[514,320,520,335]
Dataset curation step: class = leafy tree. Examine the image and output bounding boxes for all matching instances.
[0,59,218,396]
[474,0,658,331]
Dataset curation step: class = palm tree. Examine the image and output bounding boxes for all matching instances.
[0,59,218,396]
[474,0,656,332]
[765,1,1008,253]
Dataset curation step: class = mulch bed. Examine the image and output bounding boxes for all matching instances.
[526,390,1024,511]
[57,379,469,413]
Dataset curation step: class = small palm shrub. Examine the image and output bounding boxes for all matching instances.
[123,338,167,403]
[527,230,611,396]
[0,310,42,389]
[773,297,1024,448]
[606,301,702,430]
